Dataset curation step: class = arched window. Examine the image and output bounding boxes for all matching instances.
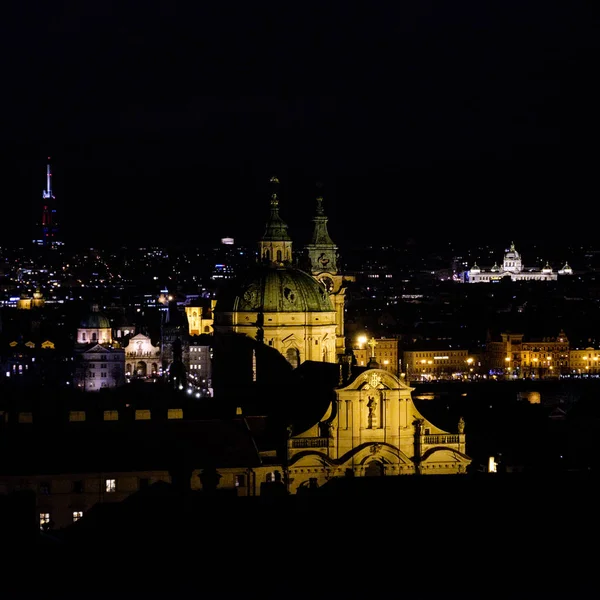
[277,249,282,263]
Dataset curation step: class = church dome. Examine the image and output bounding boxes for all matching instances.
[79,309,111,329]
[215,266,333,314]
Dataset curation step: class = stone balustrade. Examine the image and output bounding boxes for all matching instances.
[291,437,329,449]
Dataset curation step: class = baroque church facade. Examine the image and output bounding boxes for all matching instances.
[287,367,469,491]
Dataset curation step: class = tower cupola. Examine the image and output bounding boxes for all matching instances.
[258,176,293,266]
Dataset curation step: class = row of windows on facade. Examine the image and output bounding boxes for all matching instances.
[13,408,185,423]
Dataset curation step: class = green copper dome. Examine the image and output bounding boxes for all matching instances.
[79,310,111,329]
[215,266,333,313]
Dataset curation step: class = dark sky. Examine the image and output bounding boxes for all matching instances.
[1,2,598,249]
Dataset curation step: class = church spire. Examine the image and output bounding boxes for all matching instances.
[305,183,338,274]
[258,176,293,266]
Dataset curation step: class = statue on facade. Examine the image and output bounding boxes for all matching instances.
[458,416,465,434]
[367,395,377,428]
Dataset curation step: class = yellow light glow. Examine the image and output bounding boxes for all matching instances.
[357,335,367,348]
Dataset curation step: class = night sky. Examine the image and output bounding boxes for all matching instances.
[1,2,598,249]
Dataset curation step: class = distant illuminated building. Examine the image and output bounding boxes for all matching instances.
[16,288,45,310]
[184,298,216,336]
[73,304,125,391]
[402,346,471,381]
[352,335,399,375]
[33,159,62,248]
[189,335,213,395]
[123,333,161,379]
[465,242,568,283]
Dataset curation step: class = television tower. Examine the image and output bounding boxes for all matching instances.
[34,157,61,248]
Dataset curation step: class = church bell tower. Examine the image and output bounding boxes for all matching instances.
[257,176,293,267]
[304,188,355,359]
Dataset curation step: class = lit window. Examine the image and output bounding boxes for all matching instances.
[167,408,183,420]
[39,512,51,530]
[105,479,116,493]
[69,410,86,422]
[73,511,83,522]
[103,410,118,421]
[135,409,151,420]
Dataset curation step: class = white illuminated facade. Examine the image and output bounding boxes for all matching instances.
[73,305,125,391]
[123,333,161,379]
[465,242,571,283]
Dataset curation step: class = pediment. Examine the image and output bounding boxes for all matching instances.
[129,333,150,341]
[84,343,111,354]
[341,368,414,393]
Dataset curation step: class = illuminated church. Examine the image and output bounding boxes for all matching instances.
[73,304,126,391]
[212,178,471,485]
[213,177,352,367]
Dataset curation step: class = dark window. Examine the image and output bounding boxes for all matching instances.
[139,478,150,490]
[39,482,51,495]
[73,480,84,493]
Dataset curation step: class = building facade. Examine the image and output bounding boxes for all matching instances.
[403,347,471,381]
[351,336,400,376]
[465,242,571,283]
[123,333,161,379]
[287,367,471,492]
[73,305,125,391]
